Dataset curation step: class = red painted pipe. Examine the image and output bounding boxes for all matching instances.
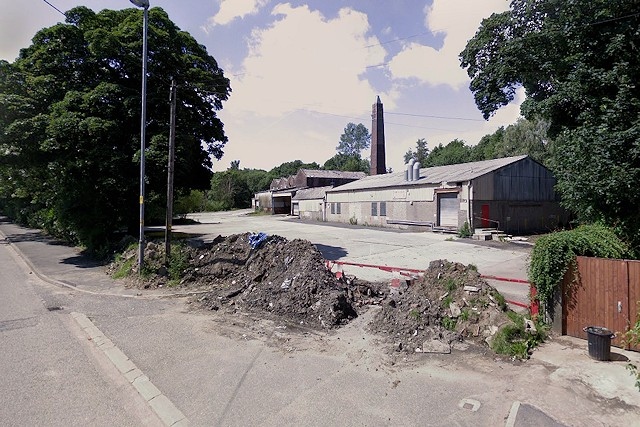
[480,274,529,284]
[325,260,534,312]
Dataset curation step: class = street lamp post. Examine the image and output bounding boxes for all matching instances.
[130,0,149,274]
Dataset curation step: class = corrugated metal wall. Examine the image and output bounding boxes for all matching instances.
[474,157,557,201]
[472,201,569,233]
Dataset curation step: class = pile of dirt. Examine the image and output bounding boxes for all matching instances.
[190,233,385,329]
[109,234,513,352]
[111,233,384,329]
[369,260,511,354]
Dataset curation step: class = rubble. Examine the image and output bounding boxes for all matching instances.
[109,234,514,354]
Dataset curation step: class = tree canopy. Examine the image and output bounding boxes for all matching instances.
[0,7,230,250]
[461,0,640,250]
[337,122,370,156]
[403,138,429,166]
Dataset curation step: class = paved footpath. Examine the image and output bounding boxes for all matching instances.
[1,216,640,426]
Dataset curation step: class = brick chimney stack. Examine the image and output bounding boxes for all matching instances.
[370,96,386,175]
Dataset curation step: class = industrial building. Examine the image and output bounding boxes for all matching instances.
[322,155,568,234]
[252,169,365,215]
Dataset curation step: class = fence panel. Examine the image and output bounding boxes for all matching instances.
[628,261,640,351]
[563,257,637,350]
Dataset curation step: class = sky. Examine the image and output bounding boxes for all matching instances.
[1,0,524,173]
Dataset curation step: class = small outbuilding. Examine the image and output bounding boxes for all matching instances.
[291,186,332,220]
[325,155,568,234]
[253,169,366,215]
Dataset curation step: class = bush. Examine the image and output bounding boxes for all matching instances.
[528,224,630,308]
[491,312,547,359]
[167,243,189,284]
[623,302,640,391]
[457,221,472,238]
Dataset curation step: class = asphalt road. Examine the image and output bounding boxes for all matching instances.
[0,240,160,426]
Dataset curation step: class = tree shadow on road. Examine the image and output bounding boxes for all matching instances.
[314,243,348,260]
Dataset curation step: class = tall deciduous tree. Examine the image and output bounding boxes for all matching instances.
[323,153,370,173]
[425,139,472,167]
[403,138,430,166]
[461,0,640,249]
[337,123,371,157]
[0,6,230,250]
[471,119,551,164]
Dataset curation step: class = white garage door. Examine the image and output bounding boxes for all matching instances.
[438,193,459,227]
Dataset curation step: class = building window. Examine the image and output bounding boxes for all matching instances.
[380,201,386,217]
[371,202,378,216]
[331,203,335,214]
[336,202,341,214]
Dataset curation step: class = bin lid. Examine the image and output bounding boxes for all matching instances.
[585,326,614,337]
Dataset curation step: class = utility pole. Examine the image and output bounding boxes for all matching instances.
[130,0,150,275]
[165,78,176,264]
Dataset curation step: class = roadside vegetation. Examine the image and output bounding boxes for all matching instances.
[491,312,548,360]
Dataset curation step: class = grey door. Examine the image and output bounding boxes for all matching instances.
[438,193,458,227]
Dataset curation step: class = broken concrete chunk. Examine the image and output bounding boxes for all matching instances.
[421,339,451,354]
[449,302,461,318]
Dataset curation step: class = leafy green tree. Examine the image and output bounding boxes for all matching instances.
[470,127,504,162]
[425,139,472,167]
[267,160,321,181]
[471,119,551,164]
[0,6,230,250]
[404,138,430,166]
[461,0,640,250]
[323,153,370,173]
[209,169,251,211]
[207,163,272,211]
[337,123,371,156]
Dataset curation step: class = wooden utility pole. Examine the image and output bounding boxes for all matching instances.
[165,79,177,263]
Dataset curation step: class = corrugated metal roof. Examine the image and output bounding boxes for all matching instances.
[300,169,366,179]
[292,186,332,200]
[327,155,529,192]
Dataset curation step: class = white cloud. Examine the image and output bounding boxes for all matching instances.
[207,0,269,27]
[225,4,390,118]
[388,0,510,88]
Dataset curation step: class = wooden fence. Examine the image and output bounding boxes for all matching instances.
[562,256,640,351]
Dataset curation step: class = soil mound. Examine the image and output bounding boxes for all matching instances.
[193,233,371,329]
[370,260,511,354]
[110,234,514,352]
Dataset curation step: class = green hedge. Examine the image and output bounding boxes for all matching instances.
[528,224,630,307]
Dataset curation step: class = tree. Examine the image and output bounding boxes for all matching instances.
[425,139,472,167]
[267,160,321,181]
[207,164,272,211]
[337,123,371,156]
[471,119,551,164]
[460,1,640,250]
[0,7,230,250]
[209,168,251,211]
[323,153,370,173]
[403,138,430,166]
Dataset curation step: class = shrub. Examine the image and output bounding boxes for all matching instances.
[622,302,640,391]
[457,221,472,238]
[491,312,547,359]
[167,243,189,285]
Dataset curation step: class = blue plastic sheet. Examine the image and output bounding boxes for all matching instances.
[248,232,268,249]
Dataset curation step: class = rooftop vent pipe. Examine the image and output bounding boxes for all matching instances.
[413,161,420,181]
[407,158,415,181]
